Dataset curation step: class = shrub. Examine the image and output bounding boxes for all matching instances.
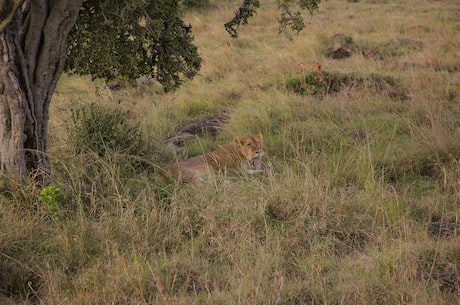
[284,72,408,100]
[67,103,146,157]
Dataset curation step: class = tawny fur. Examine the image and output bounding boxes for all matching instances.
[162,132,263,183]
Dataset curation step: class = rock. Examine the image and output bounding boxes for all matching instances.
[362,49,383,60]
[106,80,121,91]
[164,132,197,148]
[164,111,231,146]
[330,43,353,59]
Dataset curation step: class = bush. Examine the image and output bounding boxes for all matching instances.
[284,71,408,100]
[67,103,146,157]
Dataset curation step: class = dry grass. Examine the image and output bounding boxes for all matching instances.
[1,0,460,304]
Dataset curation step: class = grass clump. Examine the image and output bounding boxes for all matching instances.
[379,38,424,57]
[67,102,146,157]
[284,71,408,100]
[65,102,158,182]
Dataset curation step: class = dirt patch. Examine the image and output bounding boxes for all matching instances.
[427,217,459,239]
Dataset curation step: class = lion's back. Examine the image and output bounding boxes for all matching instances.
[161,155,210,183]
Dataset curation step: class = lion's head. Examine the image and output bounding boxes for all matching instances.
[235,131,263,170]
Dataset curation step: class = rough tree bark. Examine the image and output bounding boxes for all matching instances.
[0,0,83,176]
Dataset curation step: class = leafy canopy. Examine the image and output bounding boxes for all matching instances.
[65,0,320,91]
[225,0,321,38]
[66,0,201,92]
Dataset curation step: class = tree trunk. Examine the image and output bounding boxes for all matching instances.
[0,0,22,31]
[0,29,28,175]
[0,0,83,177]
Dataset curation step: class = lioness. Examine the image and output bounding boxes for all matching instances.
[161,132,263,183]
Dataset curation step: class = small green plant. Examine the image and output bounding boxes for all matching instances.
[38,184,63,217]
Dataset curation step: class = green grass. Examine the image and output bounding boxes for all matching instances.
[1,0,460,303]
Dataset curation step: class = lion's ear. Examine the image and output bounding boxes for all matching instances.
[257,131,263,141]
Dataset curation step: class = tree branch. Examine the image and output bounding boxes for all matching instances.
[224,0,260,38]
[278,2,300,21]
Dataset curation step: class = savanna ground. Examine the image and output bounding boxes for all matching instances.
[1,0,460,304]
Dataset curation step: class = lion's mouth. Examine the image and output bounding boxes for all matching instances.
[253,156,261,170]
